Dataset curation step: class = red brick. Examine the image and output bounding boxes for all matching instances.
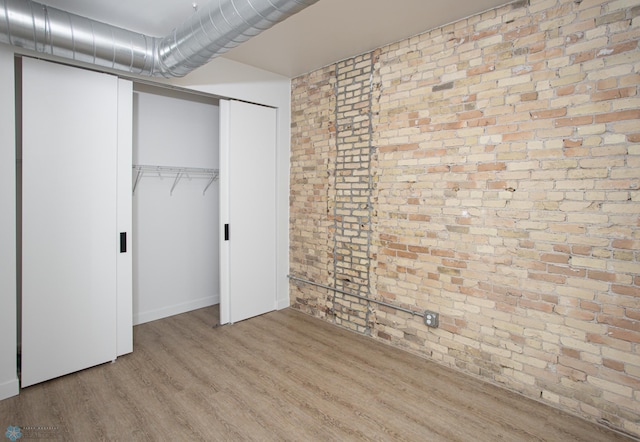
[568,309,596,321]
[603,358,625,372]
[572,50,595,63]
[467,117,496,127]
[571,246,592,256]
[612,239,637,249]
[397,250,418,259]
[478,162,507,172]
[381,248,397,257]
[557,85,575,96]
[596,41,639,59]
[588,270,617,282]
[541,253,569,264]
[607,328,640,344]
[598,314,640,332]
[408,245,429,254]
[587,333,616,346]
[597,78,618,90]
[443,121,465,130]
[431,249,455,258]
[580,300,601,312]
[531,108,567,120]
[548,264,585,277]
[612,285,640,297]
[591,87,636,102]
[409,117,432,127]
[488,181,507,189]
[594,109,640,123]
[520,298,554,313]
[468,64,496,76]
[626,310,640,321]
[563,138,583,148]
[561,347,580,359]
[520,240,534,249]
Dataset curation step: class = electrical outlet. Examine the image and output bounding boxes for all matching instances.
[423,311,439,328]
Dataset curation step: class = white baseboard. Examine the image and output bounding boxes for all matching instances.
[0,377,19,401]
[277,296,290,311]
[134,294,219,325]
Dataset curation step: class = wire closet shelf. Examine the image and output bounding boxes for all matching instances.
[132,164,219,196]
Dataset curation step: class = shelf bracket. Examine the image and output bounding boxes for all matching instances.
[132,168,144,194]
[203,174,216,195]
[170,171,183,196]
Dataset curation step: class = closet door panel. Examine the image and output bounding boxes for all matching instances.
[220,100,277,324]
[21,58,119,387]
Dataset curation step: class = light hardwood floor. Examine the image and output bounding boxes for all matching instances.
[1,306,634,441]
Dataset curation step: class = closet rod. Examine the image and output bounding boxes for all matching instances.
[132,164,219,195]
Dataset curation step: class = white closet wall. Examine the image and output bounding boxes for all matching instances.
[133,84,220,325]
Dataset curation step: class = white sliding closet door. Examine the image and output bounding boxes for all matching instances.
[21,58,130,387]
[220,100,277,324]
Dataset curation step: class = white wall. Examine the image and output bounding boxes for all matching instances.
[0,45,19,400]
[133,85,220,324]
[0,47,291,400]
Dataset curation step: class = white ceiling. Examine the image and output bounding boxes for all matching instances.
[37,0,513,78]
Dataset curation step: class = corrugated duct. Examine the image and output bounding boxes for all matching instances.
[0,0,318,77]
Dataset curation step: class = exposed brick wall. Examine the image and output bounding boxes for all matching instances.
[290,0,640,436]
[331,53,377,333]
[290,65,336,319]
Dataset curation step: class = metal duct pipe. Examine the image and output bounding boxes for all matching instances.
[0,0,317,77]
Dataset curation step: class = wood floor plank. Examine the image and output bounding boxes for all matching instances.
[0,306,634,441]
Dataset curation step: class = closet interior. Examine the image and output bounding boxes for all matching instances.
[132,83,220,325]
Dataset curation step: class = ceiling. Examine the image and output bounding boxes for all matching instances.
[37,0,513,78]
